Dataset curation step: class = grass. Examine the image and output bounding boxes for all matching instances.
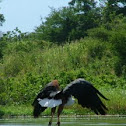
[102,88,126,115]
[0,88,126,118]
[1,38,114,78]
[0,105,33,118]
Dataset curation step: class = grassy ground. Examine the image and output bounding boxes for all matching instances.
[0,88,126,118]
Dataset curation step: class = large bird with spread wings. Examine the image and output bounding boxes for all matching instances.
[32,78,108,126]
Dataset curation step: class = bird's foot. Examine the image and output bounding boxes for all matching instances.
[48,121,52,126]
[56,122,60,126]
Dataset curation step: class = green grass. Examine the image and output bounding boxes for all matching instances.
[102,88,126,115]
[0,105,33,117]
[0,88,126,118]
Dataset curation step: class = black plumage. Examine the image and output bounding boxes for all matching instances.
[63,78,108,115]
[32,78,108,126]
[32,80,60,118]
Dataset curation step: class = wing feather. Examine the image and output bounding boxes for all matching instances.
[63,78,108,115]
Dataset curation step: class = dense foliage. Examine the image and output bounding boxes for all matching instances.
[35,0,126,44]
[1,17,126,105]
[0,0,126,116]
[35,0,101,43]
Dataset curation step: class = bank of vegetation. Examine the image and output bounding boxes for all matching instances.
[0,0,126,117]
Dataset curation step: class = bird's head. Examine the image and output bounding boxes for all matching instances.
[52,80,60,90]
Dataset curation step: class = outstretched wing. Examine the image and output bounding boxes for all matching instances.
[63,78,108,115]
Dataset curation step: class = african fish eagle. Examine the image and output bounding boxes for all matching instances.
[32,78,108,126]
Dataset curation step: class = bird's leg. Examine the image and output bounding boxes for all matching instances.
[48,107,56,126]
[57,105,64,126]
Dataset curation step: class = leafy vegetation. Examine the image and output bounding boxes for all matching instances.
[0,0,126,116]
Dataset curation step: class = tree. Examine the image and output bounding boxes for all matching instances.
[100,0,126,23]
[35,7,78,43]
[69,0,97,13]
[0,13,4,26]
[68,0,101,38]
[35,0,101,43]
[0,1,5,26]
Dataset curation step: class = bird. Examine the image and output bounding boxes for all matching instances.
[32,78,108,126]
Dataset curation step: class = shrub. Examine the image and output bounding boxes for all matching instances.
[87,27,111,41]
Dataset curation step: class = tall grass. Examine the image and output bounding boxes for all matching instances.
[1,38,115,77]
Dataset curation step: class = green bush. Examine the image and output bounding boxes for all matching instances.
[87,27,111,41]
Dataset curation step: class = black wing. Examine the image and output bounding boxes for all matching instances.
[63,78,108,115]
[32,83,58,118]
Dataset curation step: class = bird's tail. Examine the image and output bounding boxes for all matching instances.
[32,98,47,118]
